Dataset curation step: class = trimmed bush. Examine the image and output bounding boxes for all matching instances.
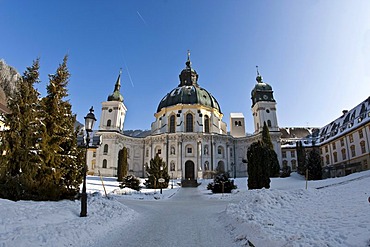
[207,173,237,193]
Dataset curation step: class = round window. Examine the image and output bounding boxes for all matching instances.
[266,109,270,113]
[108,109,113,113]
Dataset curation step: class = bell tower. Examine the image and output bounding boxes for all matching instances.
[99,69,127,132]
[251,67,279,134]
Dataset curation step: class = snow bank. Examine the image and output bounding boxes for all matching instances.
[220,171,370,247]
[0,193,138,247]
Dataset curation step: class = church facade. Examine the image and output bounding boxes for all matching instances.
[87,54,281,179]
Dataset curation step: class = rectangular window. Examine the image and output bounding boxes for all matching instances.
[290,151,295,158]
[93,151,96,157]
[332,143,336,150]
[359,129,364,139]
[187,148,192,154]
[341,149,347,160]
[157,149,161,154]
[333,152,338,163]
[340,138,344,147]
[325,146,328,153]
[282,151,286,158]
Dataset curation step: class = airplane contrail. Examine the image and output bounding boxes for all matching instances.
[137,11,148,26]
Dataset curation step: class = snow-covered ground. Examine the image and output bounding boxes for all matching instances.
[1,171,370,247]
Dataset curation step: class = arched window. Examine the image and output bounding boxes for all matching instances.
[107,119,111,127]
[102,159,107,168]
[186,113,193,132]
[170,146,176,155]
[169,115,176,133]
[360,141,366,154]
[350,145,356,157]
[341,148,347,160]
[103,144,108,155]
[217,146,224,158]
[267,120,272,127]
[204,115,210,133]
[256,123,259,131]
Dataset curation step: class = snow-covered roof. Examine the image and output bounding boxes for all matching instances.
[230,112,244,118]
[318,96,370,144]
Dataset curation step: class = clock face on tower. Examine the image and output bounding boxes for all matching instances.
[263,95,268,100]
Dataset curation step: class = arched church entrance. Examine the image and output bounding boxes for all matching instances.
[185,160,195,180]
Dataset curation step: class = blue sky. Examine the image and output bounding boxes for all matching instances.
[1,0,370,134]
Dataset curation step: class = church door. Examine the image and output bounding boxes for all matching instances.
[185,160,195,180]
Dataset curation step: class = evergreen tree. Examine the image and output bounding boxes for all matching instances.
[306,145,322,180]
[117,147,128,182]
[247,141,270,189]
[38,56,84,200]
[145,155,170,189]
[120,175,141,191]
[0,59,41,200]
[296,141,306,175]
[261,122,280,177]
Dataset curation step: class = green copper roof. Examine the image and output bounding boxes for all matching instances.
[157,85,221,113]
[157,52,221,113]
[107,70,124,102]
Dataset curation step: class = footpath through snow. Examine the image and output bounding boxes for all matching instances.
[0,171,370,246]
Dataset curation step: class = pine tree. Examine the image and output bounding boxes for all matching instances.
[145,155,170,189]
[0,59,42,200]
[117,147,128,182]
[247,141,271,189]
[306,144,322,180]
[261,122,280,177]
[38,56,83,200]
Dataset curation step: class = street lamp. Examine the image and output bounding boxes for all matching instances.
[160,165,163,194]
[80,106,96,217]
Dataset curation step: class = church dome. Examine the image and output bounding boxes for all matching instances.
[157,85,221,113]
[157,52,221,113]
[251,67,275,106]
[251,73,272,97]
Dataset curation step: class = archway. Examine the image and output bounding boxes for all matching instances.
[185,160,195,180]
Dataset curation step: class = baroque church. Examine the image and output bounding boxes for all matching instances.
[87,53,282,180]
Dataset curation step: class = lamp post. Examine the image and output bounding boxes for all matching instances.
[171,171,173,189]
[160,165,163,194]
[80,107,96,217]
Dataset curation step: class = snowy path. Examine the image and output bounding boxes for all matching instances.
[93,188,239,247]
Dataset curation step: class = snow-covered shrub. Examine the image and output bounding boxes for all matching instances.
[119,175,141,191]
[207,173,237,193]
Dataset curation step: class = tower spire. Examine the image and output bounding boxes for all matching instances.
[186,50,192,68]
[107,69,124,102]
[256,65,263,83]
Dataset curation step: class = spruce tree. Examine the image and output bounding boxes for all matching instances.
[261,122,280,177]
[306,145,322,180]
[38,56,83,200]
[0,59,41,200]
[145,155,170,189]
[247,141,270,189]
